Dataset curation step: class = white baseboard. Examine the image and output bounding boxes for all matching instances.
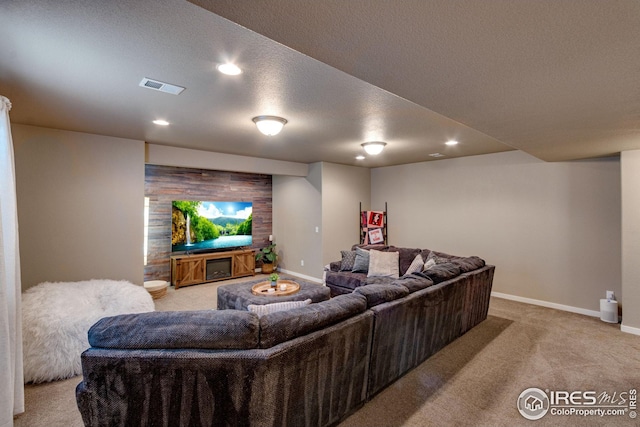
[620,323,640,336]
[491,291,601,318]
[274,268,323,284]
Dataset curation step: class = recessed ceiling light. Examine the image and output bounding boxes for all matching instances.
[355,155,365,160]
[152,119,170,126]
[429,153,445,157]
[445,140,459,146]
[217,63,242,75]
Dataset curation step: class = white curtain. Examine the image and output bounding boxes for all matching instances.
[0,96,24,427]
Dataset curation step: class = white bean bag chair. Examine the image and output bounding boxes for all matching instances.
[22,279,155,383]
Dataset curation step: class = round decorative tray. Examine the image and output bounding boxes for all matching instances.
[251,279,300,296]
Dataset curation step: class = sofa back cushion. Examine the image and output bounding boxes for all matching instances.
[259,293,367,348]
[420,263,462,284]
[88,310,260,350]
[392,275,435,293]
[389,246,422,276]
[351,244,389,252]
[451,256,486,273]
[355,283,409,307]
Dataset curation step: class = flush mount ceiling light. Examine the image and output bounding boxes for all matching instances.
[217,63,242,75]
[361,141,387,155]
[252,116,288,136]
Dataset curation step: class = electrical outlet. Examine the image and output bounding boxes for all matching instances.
[606,290,615,300]
[315,226,319,233]
[300,260,304,266]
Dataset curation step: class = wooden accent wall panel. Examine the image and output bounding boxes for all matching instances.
[144,165,272,282]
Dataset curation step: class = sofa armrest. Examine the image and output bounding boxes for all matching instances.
[88,310,260,350]
[329,261,342,272]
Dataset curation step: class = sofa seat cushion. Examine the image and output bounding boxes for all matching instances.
[392,275,435,293]
[88,310,260,350]
[259,293,367,348]
[451,256,486,273]
[419,263,462,284]
[326,270,368,291]
[354,284,409,307]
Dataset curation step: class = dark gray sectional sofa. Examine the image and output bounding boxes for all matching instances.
[326,244,494,396]
[76,245,494,427]
[76,294,373,427]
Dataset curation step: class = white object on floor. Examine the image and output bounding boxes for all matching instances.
[599,298,618,324]
[22,279,154,383]
[144,280,168,299]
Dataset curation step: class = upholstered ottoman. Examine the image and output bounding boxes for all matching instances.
[217,277,331,310]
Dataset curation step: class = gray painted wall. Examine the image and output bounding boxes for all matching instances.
[12,123,630,325]
[272,162,370,280]
[321,162,370,265]
[371,150,621,313]
[13,124,145,290]
[272,163,322,278]
[621,150,640,331]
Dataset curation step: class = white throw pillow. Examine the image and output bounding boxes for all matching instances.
[403,253,424,277]
[422,257,437,271]
[367,250,400,279]
[247,299,312,317]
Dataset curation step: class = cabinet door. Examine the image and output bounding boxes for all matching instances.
[175,258,205,287]
[233,252,255,277]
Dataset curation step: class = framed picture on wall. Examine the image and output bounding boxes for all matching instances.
[368,228,384,244]
[368,211,384,227]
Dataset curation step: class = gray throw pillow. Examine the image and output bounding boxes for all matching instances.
[351,247,370,273]
[340,250,357,271]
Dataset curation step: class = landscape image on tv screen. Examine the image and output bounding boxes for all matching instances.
[171,200,252,252]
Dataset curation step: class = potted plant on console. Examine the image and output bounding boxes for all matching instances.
[256,243,277,274]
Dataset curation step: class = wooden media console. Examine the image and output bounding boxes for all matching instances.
[170,249,255,289]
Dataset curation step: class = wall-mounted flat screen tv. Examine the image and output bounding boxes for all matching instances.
[171,200,252,253]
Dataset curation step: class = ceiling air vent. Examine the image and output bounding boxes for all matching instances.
[139,78,185,95]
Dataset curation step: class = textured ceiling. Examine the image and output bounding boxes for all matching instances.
[1,1,638,167]
[192,0,640,162]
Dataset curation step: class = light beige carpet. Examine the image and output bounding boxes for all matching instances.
[14,276,640,427]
